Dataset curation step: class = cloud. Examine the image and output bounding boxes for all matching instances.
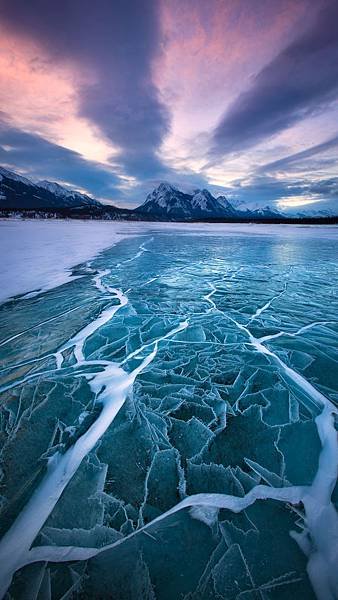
[0,0,169,178]
[308,177,338,198]
[0,31,117,164]
[260,134,338,173]
[210,0,338,158]
[1,119,338,213]
[0,0,337,215]
[0,120,122,199]
[230,172,338,213]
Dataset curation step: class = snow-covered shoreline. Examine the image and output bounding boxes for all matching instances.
[0,220,141,304]
[1,219,337,305]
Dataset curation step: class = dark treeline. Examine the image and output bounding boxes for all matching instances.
[1,206,337,225]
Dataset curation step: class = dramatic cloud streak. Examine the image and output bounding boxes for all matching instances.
[211,0,338,158]
[0,0,337,212]
[0,120,121,198]
[0,0,168,177]
[0,28,116,164]
[260,134,338,173]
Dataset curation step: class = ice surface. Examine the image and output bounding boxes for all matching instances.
[0,223,337,599]
[0,219,142,303]
[1,219,337,304]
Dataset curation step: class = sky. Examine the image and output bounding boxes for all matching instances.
[0,0,337,213]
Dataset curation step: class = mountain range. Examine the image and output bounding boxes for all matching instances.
[136,182,282,220]
[0,167,101,211]
[0,166,336,222]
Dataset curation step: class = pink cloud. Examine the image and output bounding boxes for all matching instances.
[155,0,317,163]
[0,27,116,163]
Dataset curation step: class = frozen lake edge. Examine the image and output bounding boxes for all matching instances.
[1,219,338,304]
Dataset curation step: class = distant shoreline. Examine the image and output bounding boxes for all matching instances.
[1,208,337,226]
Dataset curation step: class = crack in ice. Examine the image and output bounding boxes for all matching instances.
[0,265,189,598]
[0,245,337,600]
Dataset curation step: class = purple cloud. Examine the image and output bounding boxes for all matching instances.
[210,0,338,158]
[0,120,122,199]
[0,0,169,177]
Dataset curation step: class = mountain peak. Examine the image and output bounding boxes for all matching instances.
[38,180,71,197]
[37,180,100,206]
[0,166,33,186]
[157,182,178,193]
[137,182,239,219]
[0,166,101,210]
[192,188,214,200]
[191,189,222,213]
[135,181,288,220]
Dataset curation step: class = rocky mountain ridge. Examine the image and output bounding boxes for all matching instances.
[0,167,336,222]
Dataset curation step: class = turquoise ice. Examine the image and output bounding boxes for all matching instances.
[0,227,337,599]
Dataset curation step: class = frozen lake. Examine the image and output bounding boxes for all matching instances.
[0,220,337,599]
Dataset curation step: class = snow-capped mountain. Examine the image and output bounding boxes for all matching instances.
[37,180,101,208]
[229,198,282,217]
[292,208,335,218]
[216,195,239,216]
[0,166,33,186]
[136,182,283,220]
[246,205,282,218]
[136,183,240,219]
[1,167,335,222]
[135,183,194,218]
[0,167,101,210]
[191,189,230,216]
